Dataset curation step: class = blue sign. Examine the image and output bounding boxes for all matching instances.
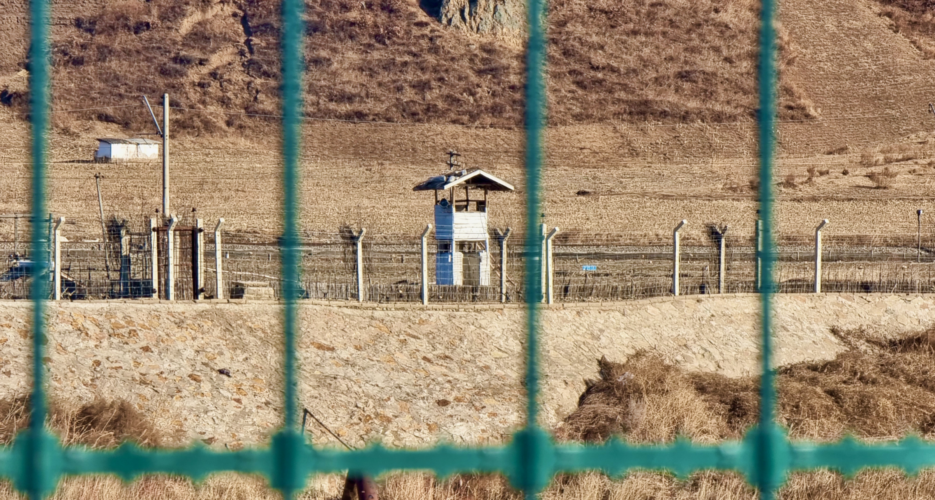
[582,265,597,271]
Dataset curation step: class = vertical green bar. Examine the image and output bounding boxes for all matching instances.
[756,0,783,498]
[27,0,51,498]
[277,0,304,497]
[521,0,548,496]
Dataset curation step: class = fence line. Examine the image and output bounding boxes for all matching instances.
[4,219,934,303]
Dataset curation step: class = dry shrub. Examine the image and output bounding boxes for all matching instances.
[781,174,798,189]
[825,145,850,155]
[867,166,898,189]
[560,326,935,445]
[0,396,163,448]
[860,140,930,167]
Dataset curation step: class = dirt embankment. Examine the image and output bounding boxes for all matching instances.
[1,294,933,450]
[6,300,935,499]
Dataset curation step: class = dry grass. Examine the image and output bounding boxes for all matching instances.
[558,326,935,443]
[866,166,899,189]
[859,137,934,167]
[0,0,816,133]
[0,396,164,448]
[874,0,935,59]
[7,326,935,498]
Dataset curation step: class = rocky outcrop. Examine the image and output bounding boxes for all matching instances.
[430,0,525,34]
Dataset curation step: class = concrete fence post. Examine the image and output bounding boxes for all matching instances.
[545,227,559,304]
[214,219,224,300]
[673,220,687,296]
[717,225,729,294]
[755,219,762,292]
[166,215,178,301]
[918,209,923,263]
[421,224,432,305]
[540,223,547,302]
[194,219,204,300]
[355,228,366,302]
[815,219,829,293]
[496,228,512,303]
[53,217,64,301]
[150,218,159,298]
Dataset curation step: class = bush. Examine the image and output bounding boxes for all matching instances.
[867,166,898,189]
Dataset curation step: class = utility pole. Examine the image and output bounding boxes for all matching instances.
[143,94,169,221]
[94,173,112,280]
[162,93,170,219]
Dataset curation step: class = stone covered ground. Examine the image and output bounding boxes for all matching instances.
[0,294,929,449]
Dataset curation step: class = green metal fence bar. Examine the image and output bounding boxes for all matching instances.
[518,0,548,495]
[9,432,935,494]
[5,0,935,498]
[755,0,781,498]
[25,0,52,497]
[275,0,306,496]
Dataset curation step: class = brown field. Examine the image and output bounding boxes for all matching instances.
[4,324,935,499]
[2,119,935,245]
[0,0,933,244]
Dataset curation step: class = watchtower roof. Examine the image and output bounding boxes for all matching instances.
[97,138,159,145]
[413,169,515,192]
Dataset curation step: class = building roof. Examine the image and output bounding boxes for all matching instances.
[413,169,515,192]
[97,138,159,145]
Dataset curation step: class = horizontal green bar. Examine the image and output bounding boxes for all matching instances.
[4,428,935,496]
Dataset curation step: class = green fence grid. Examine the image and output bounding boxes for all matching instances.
[4,0,935,499]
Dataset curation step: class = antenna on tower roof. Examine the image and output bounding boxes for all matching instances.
[446,150,461,172]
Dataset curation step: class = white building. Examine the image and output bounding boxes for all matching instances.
[414,169,514,286]
[95,138,159,162]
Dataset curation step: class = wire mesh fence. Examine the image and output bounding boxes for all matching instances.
[10,0,935,497]
[8,226,935,303]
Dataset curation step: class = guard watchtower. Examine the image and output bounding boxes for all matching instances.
[414,168,514,286]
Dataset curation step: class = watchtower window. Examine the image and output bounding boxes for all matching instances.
[454,200,487,212]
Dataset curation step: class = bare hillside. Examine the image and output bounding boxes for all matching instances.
[0,0,814,134]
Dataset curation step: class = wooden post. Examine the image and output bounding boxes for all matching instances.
[120,223,130,297]
[94,173,112,280]
[194,219,204,300]
[815,219,828,293]
[355,228,366,302]
[673,220,687,296]
[150,218,159,298]
[497,228,512,303]
[421,224,432,305]
[53,217,63,301]
[166,216,178,300]
[545,227,559,305]
[215,219,224,300]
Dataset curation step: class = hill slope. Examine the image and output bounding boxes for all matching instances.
[0,0,815,134]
